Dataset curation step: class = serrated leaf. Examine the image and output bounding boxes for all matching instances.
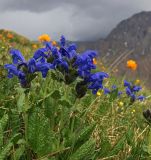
[28,107,54,157]
[0,124,3,147]
[51,90,61,100]
[0,142,13,159]
[69,139,95,160]
[0,114,8,130]
[17,91,25,112]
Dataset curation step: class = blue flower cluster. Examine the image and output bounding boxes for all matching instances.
[124,80,145,102]
[4,35,109,96]
[4,49,54,88]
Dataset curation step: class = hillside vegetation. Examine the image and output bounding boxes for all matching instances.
[0,31,151,160]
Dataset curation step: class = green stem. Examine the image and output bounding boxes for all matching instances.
[24,92,30,159]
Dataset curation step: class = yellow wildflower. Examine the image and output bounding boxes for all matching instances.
[38,34,51,42]
[118,101,124,107]
[135,79,140,85]
[131,109,136,114]
[97,91,102,96]
[127,60,137,70]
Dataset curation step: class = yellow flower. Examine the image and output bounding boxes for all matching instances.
[93,58,97,65]
[52,41,57,46]
[32,44,38,49]
[38,34,51,42]
[118,101,124,107]
[131,109,136,114]
[97,91,102,96]
[135,79,140,85]
[127,60,137,70]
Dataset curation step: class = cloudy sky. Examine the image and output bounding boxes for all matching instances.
[0,0,151,41]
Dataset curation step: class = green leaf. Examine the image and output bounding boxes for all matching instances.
[126,128,134,147]
[0,142,13,159]
[108,135,126,157]
[51,90,61,100]
[58,99,72,108]
[0,133,20,159]
[0,124,3,147]
[74,123,96,149]
[98,133,112,158]
[0,114,8,130]
[13,145,25,160]
[28,107,54,157]
[69,139,95,160]
[17,89,25,112]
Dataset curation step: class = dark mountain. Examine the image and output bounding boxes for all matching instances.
[77,11,151,87]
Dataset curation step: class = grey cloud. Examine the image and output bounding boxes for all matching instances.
[0,0,151,41]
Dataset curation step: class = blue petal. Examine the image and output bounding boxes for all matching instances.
[124,80,132,88]
[60,35,66,46]
[10,49,25,64]
[104,88,111,95]
[33,48,48,61]
[28,58,36,73]
[137,95,145,101]
[4,64,19,78]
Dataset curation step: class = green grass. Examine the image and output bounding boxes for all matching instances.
[0,32,151,160]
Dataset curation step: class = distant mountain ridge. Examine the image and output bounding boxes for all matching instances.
[77,11,151,87]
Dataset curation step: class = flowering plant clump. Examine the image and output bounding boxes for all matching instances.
[124,80,145,103]
[2,33,150,159]
[4,49,54,88]
[5,35,109,97]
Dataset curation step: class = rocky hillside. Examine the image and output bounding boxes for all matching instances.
[76,11,151,87]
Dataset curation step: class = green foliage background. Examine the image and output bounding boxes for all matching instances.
[0,31,151,160]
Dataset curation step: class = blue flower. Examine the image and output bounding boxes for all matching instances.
[60,35,66,47]
[137,95,145,101]
[36,62,54,78]
[5,49,55,88]
[10,49,25,64]
[124,80,132,88]
[28,58,37,73]
[53,58,68,72]
[124,80,145,102]
[33,48,48,63]
[112,85,117,89]
[118,91,123,96]
[4,64,19,78]
[104,88,111,95]
[74,50,98,78]
[86,72,109,94]
[126,87,132,96]
[133,86,142,92]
